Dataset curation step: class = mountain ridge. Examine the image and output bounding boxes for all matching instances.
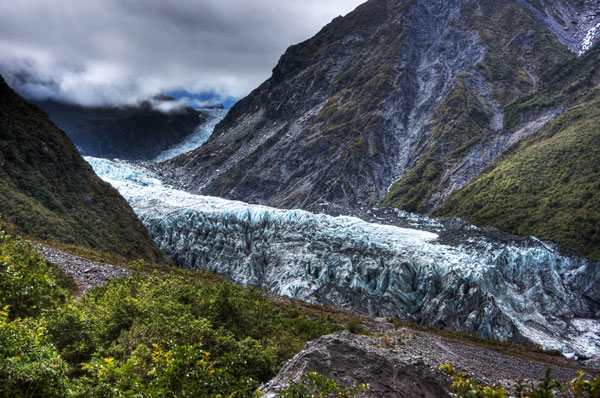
[163,0,595,206]
[36,98,205,160]
[0,75,165,262]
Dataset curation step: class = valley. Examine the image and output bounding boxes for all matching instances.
[85,155,600,359]
[2,0,600,396]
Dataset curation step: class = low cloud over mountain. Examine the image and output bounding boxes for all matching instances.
[0,0,363,107]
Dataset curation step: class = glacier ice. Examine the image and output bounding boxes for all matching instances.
[154,108,227,162]
[86,156,600,358]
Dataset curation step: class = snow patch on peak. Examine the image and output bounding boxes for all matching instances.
[579,22,600,55]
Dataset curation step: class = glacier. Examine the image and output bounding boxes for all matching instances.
[154,108,227,162]
[86,156,600,358]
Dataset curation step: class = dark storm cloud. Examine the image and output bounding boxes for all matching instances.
[0,0,364,107]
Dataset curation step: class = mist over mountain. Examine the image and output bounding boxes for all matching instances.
[35,98,207,160]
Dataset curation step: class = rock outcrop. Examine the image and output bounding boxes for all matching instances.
[261,330,588,397]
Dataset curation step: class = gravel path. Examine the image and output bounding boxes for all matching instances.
[37,245,131,293]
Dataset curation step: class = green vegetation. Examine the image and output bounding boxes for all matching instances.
[436,91,600,260]
[380,80,491,212]
[345,319,370,335]
[0,231,341,397]
[0,76,163,263]
[462,0,570,106]
[434,41,600,261]
[440,363,600,397]
[503,42,600,131]
[278,372,368,398]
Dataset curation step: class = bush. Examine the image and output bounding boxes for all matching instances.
[0,234,342,396]
[0,231,68,319]
[277,372,368,398]
[346,319,368,335]
[440,363,600,398]
[55,271,339,396]
[0,306,71,398]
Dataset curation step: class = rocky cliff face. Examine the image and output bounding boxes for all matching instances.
[36,98,205,160]
[0,76,165,262]
[164,0,599,213]
[435,41,600,260]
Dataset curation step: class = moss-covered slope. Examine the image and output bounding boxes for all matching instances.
[436,91,600,260]
[435,41,600,260]
[0,76,164,262]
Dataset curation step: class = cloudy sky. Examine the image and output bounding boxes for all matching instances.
[0,0,364,108]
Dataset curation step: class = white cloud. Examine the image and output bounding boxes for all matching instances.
[0,0,365,106]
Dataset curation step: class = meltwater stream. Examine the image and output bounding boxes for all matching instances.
[85,156,600,359]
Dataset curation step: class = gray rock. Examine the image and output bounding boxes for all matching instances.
[261,331,451,398]
[261,330,586,397]
[37,244,131,293]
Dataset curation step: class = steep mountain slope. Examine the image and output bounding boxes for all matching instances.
[436,42,600,261]
[0,76,164,262]
[36,98,204,160]
[164,0,599,212]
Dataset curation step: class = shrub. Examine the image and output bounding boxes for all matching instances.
[277,372,368,398]
[440,363,600,398]
[0,231,67,319]
[0,306,71,398]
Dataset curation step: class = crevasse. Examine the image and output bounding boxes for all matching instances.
[86,156,600,358]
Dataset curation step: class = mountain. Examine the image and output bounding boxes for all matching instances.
[161,0,600,260]
[436,42,600,260]
[0,75,164,262]
[36,98,205,160]
[163,0,597,208]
